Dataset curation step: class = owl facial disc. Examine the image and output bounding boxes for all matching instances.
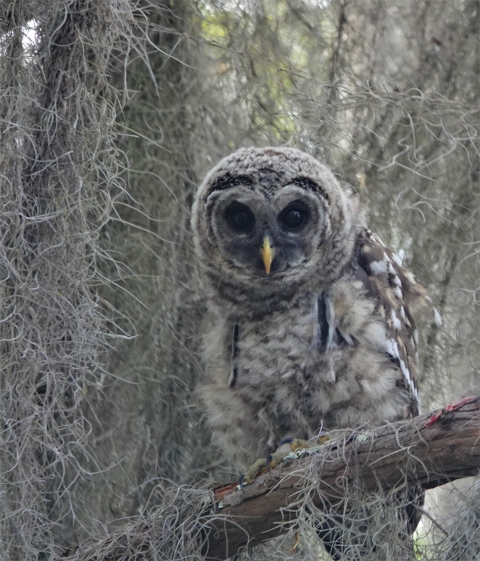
[192,147,362,296]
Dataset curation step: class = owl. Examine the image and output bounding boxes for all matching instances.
[192,147,429,553]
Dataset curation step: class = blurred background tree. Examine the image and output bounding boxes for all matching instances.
[1,0,480,559]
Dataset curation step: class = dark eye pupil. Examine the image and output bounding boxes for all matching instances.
[226,204,255,231]
[283,209,305,229]
[232,211,250,228]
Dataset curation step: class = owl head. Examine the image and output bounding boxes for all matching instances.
[192,147,362,308]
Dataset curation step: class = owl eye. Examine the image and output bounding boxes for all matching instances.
[279,204,308,230]
[225,203,255,232]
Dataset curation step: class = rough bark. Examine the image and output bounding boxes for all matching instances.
[65,398,480,561]
[206,397,480,559]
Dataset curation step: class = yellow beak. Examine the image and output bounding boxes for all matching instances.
[261,236,274,275]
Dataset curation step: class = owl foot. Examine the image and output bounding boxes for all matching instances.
[240,457,269,485]
[240,433,331,485]
[425,396,480,427]
[270,434,331,463]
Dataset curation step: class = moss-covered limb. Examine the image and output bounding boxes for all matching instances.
[64,398,480,561]
[205,397,480,559]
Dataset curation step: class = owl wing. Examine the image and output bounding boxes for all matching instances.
[316,228,430,550]
[317,227,431,417]
[353,227,430,415]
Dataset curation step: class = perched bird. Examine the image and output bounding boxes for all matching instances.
[192,147,429,555]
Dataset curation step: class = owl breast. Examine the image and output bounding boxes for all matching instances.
[200,277,413,470]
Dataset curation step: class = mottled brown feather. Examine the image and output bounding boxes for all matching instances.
[355,228,430,416]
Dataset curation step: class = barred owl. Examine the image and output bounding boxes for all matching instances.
[192,147,429,553]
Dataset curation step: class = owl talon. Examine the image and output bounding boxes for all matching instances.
[270,434,332,468]
[241,457,268,485]
[266,450,288,469]
[280,433,331,452]
[240,434,332,485]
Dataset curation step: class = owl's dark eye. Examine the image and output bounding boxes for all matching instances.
[279,204,308,230]
[226,203,255,232]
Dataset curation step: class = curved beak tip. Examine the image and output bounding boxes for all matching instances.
[261,237,274,275]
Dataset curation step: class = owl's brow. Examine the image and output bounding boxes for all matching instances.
[206,173,254,197]
[290,177,330,202]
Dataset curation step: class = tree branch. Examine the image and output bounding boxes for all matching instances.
[65,398,480,561]
[205,397,480,559]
